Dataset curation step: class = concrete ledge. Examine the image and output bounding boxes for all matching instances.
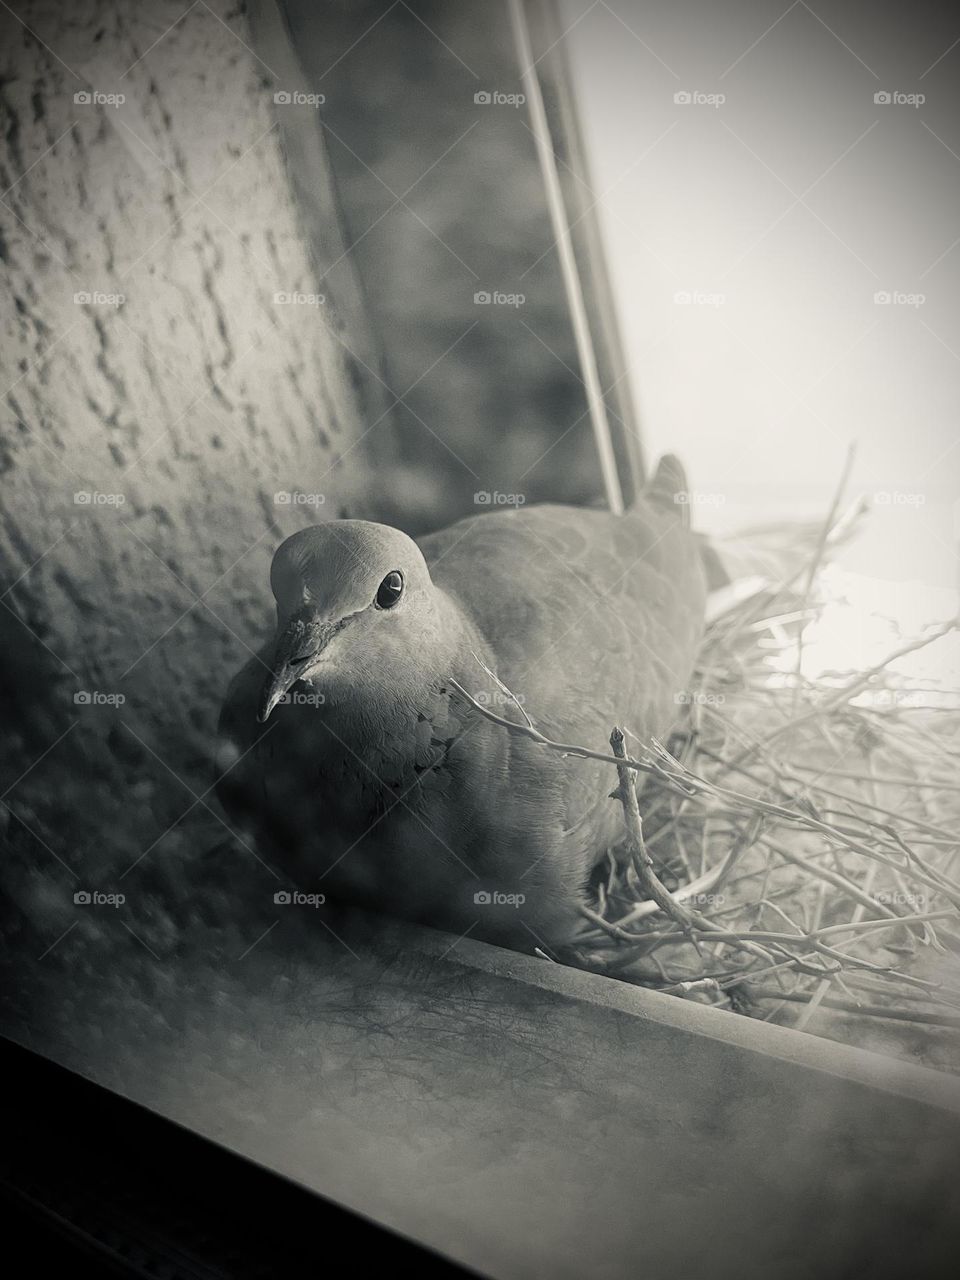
[7,912,960,1280]
[413,928,960,1114]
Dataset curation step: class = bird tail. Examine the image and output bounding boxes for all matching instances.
[642,453,690,527]
[640,453,730,585]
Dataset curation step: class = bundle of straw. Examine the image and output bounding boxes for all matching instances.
[572,584,959,1058]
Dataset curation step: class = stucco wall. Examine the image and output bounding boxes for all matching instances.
[0,0,380,941]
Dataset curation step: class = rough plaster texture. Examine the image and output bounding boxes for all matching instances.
[0,0,379,937]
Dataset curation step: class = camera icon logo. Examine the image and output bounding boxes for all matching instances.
[674,91,692,105]
[74,91,92,105]
[274,491,292,504]
[274,890,291,905]
[74,691,91,704]
[73,291,92,305]
[274,91,292,104]
[874,91,891,105]
[474,491,492,504]
[474,91,492,105]
[474,290,491,304]
[873,291,891,305]
[74,890,91,904]
[474,890,491,905]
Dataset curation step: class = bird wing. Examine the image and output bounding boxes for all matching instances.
[421,475,705,855]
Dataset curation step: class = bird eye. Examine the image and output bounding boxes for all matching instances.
[375,570,404,609]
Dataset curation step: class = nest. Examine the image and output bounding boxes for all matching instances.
[569,554,960,1071]
[454,498,960,1073]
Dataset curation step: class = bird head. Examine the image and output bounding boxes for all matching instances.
[257,520,446,723]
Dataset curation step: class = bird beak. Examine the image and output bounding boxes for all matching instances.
[257,612,341,723]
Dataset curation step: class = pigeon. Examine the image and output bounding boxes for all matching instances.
[217,456,706,948]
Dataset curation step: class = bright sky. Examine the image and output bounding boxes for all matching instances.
[563,0,959,624]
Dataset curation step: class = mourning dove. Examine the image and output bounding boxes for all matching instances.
[217,456,706,947]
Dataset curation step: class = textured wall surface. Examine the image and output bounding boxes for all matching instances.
[0,0,380,945]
